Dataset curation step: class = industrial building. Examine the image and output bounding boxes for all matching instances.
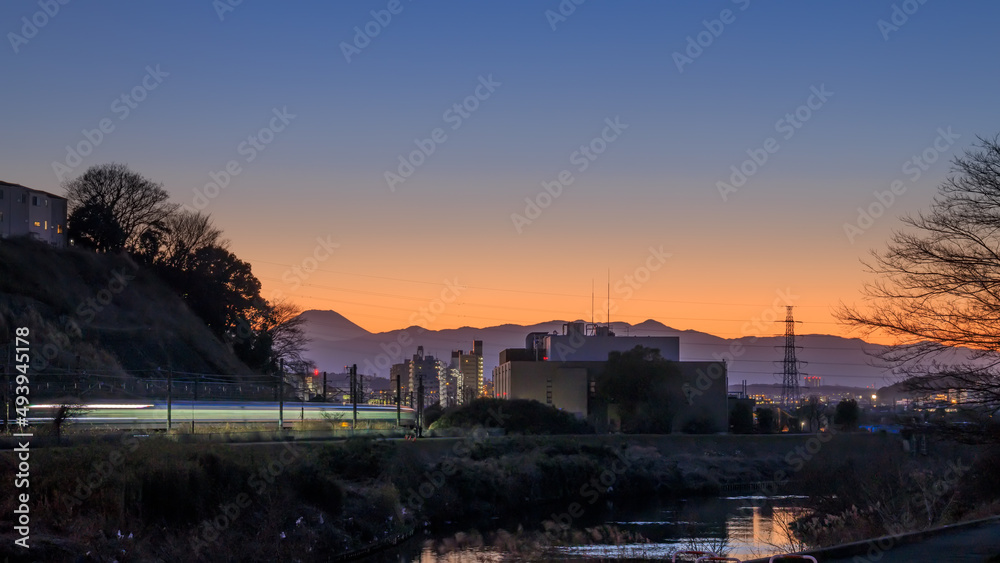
[0,181,68,247]
[492,322,728,432]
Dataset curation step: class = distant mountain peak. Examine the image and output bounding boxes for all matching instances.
[298,310,371,341]
[299,311,897,386]
[630,319,670,330]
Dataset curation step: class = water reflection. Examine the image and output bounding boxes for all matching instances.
[362,496,810,562]
[413,547,506,563]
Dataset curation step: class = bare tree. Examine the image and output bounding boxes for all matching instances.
[266,299,310,368]
[241,299,311,373]
[64,163,178,251]
[837,135,1000,436]
[158,210,227,268]
[50,404,85,444]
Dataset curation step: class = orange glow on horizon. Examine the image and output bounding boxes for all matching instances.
[256,268,895,343]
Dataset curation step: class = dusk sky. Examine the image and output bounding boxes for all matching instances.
[4,0,999,341]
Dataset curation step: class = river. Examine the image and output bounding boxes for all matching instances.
[360,495,811,562]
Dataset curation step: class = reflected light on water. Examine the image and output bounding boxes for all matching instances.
[728,505,807,560]
[380,498,811,562]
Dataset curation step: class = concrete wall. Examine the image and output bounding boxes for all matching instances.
[493,361,591,417]
[495,358,728,432]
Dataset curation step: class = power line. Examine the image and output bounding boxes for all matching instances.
[245,256,833,308]
[285,289,850,328]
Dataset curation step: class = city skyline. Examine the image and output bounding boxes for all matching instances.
[4,1,999,341]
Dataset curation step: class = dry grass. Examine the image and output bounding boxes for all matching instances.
[0,237,252,376]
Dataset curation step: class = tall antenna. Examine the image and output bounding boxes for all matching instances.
[606,269,610,331]
[777,306,806,406]
[591,279,594,328]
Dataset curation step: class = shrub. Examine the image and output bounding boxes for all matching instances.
[430,398,593,435]
[315,437,394,480]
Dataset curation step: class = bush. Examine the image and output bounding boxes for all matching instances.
[429,398,593,435]
[287,463,344,513]
[315,437,394,480]
[423,402,444,428]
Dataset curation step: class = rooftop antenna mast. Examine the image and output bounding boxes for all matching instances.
[607,269,610,332]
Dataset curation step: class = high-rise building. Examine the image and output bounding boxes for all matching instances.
[408,346,442,410]
[438,352,460,408]
[392,347,446,409]
[389,361,411,403]
[453,340,484,405]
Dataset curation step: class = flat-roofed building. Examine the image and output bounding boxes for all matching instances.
[0,181,68,247]
[493,323,728,432]
[543,322,679,362]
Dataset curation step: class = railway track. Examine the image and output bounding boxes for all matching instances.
[24,400,417,430]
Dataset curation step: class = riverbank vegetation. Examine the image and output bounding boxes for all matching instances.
[789,440,1000,548]
[1,431,913,561]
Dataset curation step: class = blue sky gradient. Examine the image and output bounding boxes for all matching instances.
[3,0,999,339]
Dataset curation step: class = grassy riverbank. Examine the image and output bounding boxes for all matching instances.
[0,431,970,562]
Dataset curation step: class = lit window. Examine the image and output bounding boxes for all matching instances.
[44,221,48,230]
[57,224,62,234]
[33,221,41,227]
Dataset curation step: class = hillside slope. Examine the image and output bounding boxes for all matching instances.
[0,238,251,375]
